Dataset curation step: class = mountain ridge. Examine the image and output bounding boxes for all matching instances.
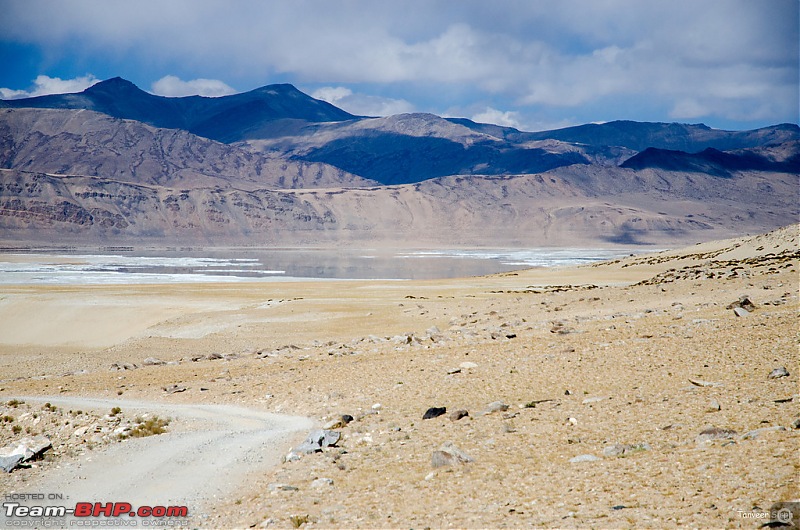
[0,77,358,143]
[1,77,798,247]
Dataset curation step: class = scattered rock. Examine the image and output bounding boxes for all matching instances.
[284,451,302,463]
[524,399,555,408]
[0,454,24,473]
[502,423,516,433]
[696,427,738,443]
[431,442,474,468]
[0,436,52,472]
[792,418,800,430]
[110,362,137,371]
[482,401,509,415]
[449,409,469,422]
[688,378,723,387]
[740,426,786,440]
[707,400,721,412]
[446,368,462,375]
[726,295,756,312]
[268,483,299,492]
[294,430,341,454]
[602,443,651,457]
[423,407,447,420]
[550,321,578,334]
[163,384,187,394]
[768,366,790,379]
[732,307,750,317]
[459,361,478,369]
[310,477,334,488]
[143,357,166,366]
[569,454,600,463]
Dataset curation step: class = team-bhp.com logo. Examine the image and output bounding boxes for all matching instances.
[4,501,188,521]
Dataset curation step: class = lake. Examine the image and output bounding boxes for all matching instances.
[0,247,640,285]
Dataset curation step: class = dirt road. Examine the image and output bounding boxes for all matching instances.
[1,396,313,525]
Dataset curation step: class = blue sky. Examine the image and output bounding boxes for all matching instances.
[1,0,797,132]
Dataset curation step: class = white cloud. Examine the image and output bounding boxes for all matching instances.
[311,86,353,105]
[150,75,236,97]
[311,86,415,117]
[0,0,796,126]
[0,74,100,99]
[471,107,522,129]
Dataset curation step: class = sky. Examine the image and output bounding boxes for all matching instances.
[0,0,797,132]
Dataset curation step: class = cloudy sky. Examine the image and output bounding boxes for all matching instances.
[0,0,797,131]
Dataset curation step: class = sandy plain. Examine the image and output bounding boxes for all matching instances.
[0,225,798,529]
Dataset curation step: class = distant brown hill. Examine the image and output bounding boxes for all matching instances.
[2,164,796,247]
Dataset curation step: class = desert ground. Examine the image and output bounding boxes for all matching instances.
[0,225,798,529]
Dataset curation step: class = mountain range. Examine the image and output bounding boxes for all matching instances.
[1,77,798,247]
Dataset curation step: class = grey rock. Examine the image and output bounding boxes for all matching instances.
[431,442,474,468]
[0,454,24,473]
[0,436,52,461]
[740,426,786,440]
[707,400,721,412]
[295,429,340,454]
[143,357,166,366]
[449,409,469,422]
[570,454,600,463]
[0,436,52,472]
[483,401,509,414]
[459,361,478,369]
[792,418,800,430]
[768,366,790,379]
[311,477,334,488]
[110,362,137,371]
[732,307,750,317]
[163,384,187,394]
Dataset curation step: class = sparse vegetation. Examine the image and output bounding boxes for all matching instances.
[6,399,22,408]
[290,514,309,528]
[128,416,170,438]
[110,407,122,416]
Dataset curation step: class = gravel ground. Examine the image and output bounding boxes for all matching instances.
[1,225,797,529]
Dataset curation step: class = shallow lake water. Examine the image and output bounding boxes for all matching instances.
[0,247,642,285]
